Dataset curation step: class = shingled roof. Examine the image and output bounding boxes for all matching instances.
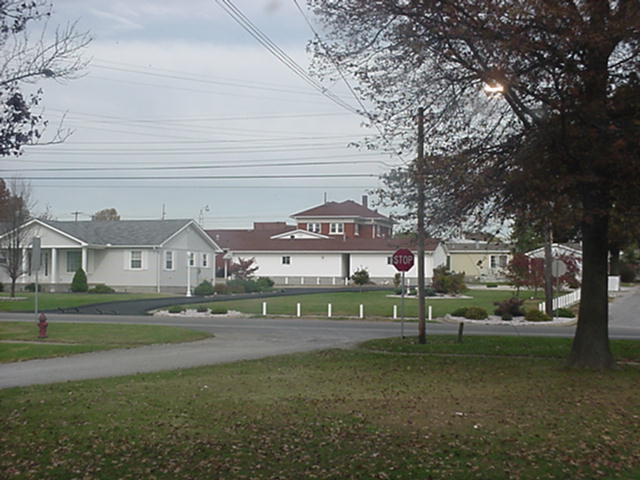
[291,200,390,220]
[207,228,439,253]
[43,219,194,246]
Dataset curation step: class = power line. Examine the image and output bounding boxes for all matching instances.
[2,159,392,173]
[213,0,361,115]
[14,173,379,181]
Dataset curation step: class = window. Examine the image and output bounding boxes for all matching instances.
[130,250,142,269]
[0,250,7,265]
[188,252,195,267]
[355,224,360,236]
[165,251,174,270]
[387,256,393,265]
[330,223,344,234]
[308,223,320,233]
[202,253,208,267]
[66,251,81,272]
[490,255,508,269]
[282,256,291,265]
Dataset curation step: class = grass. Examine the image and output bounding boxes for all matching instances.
[363,335,640,362]
[1,339,638,479]
[0,292,173,312]
[186,288,548,319]
[0,321,212,363]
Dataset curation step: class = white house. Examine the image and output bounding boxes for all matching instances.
[208,198,447,286]
[526,243,583,279]
[0,219,222,293]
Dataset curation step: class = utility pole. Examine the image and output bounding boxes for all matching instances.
[544,224,554,315]
[71,211,82,222]
[417,107,427,344]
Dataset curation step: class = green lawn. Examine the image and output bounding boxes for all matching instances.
[1,338,638,479]
[0,292,173,312]
[187,288,548,319]
[0,321,212,363]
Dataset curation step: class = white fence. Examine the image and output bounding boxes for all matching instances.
[538,290,581,312]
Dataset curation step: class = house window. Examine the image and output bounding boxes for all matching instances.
[308,223,320,233]
[165,251,174,270]
[202,253,209,268]
[387,256,392,265]
[66,251,81,272]
[0,250,7,265]
[490,255,508,269]
[282,256,291,265]
[188,252,195,267]
[130,250,142,270]
[330,223,344,234]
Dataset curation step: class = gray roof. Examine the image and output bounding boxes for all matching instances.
[42,219,193,246]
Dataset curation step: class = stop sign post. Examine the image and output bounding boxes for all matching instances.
[392,249,414,338]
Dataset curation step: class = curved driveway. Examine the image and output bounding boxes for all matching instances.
[1,286,639,389]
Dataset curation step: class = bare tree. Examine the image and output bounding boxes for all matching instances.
[0,178,33,296]
[1,0,91,155]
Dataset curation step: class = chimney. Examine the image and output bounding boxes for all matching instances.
[362,195,368,208]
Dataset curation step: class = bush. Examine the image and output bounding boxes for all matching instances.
[256,276,274,290]
[553,307,576,318]
[24,283,43,292]
[168,306,185,314]
[620,263,636,283]
[463,306,488,320]
[494,297,525,317]
[0,282,3,292]
[450,307,469,317]
[394,287,403,295]
[214,284,229,294]
[432,266,466,294]
[501,312,513,321]
[88,284,115,294]
[524,309,552,322]
[71,268,88,292]
[196,306,209,313]
[486,283,498,288]
[210,306,228,315]
[352,268,371,286]
[424,287,437,297]
[194,280,215,296]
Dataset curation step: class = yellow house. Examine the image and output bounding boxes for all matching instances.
[444,242,512,281]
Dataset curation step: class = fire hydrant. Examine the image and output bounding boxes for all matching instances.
[38,312,48,339]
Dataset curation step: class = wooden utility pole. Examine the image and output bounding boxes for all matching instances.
[544,225,554,315]
[417,107,426,344]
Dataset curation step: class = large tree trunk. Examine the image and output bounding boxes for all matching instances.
[568,193,614,369]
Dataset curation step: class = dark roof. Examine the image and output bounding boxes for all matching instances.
[207,228,439,253]
[42,219,193,246]
[291,200,389,220]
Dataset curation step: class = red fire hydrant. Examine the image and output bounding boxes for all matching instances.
[38,312,48,339]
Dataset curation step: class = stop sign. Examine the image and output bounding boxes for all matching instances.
[392,248,415,272]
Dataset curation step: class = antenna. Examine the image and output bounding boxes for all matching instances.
[161,204,166,220]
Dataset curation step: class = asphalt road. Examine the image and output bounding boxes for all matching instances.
[1,287,638,390]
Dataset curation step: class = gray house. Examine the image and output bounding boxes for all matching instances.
[0,218,222,294]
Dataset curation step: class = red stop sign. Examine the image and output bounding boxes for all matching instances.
[392,249,415,272]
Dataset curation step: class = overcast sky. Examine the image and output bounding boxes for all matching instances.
[5,0,405,228]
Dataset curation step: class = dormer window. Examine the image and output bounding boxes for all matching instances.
[355,224,360,236]
[308,223,320,233]
[330,223,344,234]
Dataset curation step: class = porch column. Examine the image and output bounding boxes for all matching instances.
[51,248,57,284]
[81,247,87,272]
[21,248,27,282]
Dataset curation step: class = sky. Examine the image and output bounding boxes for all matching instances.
[3,0,406,228]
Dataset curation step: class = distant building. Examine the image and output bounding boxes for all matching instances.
[208,197,446,286]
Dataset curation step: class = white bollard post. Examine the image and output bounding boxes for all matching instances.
[332,277,336,285]
[301,277,305,285]
[297,302,301,317]
[262,302,267,316]
[393,305,397,320]
[359,304,364,319]
[328,303,332,318]
[428,305,432,321]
